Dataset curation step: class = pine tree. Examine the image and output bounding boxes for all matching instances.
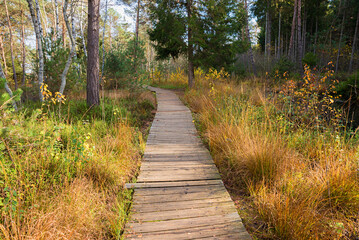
[148,0,246,85]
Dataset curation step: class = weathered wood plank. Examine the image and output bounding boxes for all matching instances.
[134,184,224,196]
[132,198,234,213]
[125,221,249,240]
[137,173,221,182]
[131,203,236,222]
[140,162,215,168]
[138,169,220,180]
[126,212,241,234]
[132,188,229,204]
[139,166,217,172]
[124,179,223,189]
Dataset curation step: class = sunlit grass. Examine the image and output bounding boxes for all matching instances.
[0,89,154,239]
[179,67,359,239]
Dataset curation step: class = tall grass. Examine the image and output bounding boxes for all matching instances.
[0,90,155,239]
[181,68,359,239]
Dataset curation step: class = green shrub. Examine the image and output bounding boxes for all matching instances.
[302,52,318,68]
[336,71,359,99]
[273,57,295,76]
[104,39,147,90]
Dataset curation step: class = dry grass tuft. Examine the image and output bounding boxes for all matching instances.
[182,68,359,239]
[1,89,154,239]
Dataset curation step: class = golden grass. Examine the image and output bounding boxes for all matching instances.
[181,69,359,239]
[0,90,153,239]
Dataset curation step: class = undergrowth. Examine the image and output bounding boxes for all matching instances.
[179,66,359,239]
[150,68,188,89]
[0,87,155,239]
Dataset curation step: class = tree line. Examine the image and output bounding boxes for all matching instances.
[1,0,359,104]
[253,0,359,73]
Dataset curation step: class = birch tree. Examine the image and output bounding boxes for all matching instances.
[79,0,87,58]
[21,4,26,86]
[54,0,60,38]
[4,0,18,90]
[59,0,76,95]
[27,0,44,101]
[0,32,7,76]
[0,59,17,111]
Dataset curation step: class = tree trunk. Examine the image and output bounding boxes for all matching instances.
[4,0,18,90]
[0,58,17,110]
[302,10,306,56]
[21,6,26,86]
[264,0,272,57]
[27,0,44,101]
[336,11,345,73]
[265,10,268,56]
[80,0,87,57]
[0,33,7,77]
[285,33,288,56]
[59,0,76,95]
[278,10,281,59]
[35,0,44,37]
[297,0,302,69]
[349,9,359,72]
[87,0,100,106]
[55,0,60,38]
[135,0,140,42]
[187,0,194,88]
[265,0,271,57]
[288,0,297,61]
[244,0,256,75]
[100,0,109,84]
[62,1,66,47]
[314,17,318,54]
[267,1,271,57]
[41,0,48,35]
[133,0,141,76]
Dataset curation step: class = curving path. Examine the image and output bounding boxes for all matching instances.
[124,87,251,240]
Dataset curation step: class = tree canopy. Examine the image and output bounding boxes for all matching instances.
[148,0,247,73]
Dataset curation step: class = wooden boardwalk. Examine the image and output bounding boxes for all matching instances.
[124,87,251,240]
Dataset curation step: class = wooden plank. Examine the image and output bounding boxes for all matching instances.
[134,184,224,196]
[201,233,253,240]
[132,198,234,213]
[131,202,236,222]
[126,212,241,234]
[140,162,215,167]
[143,156,213,162]
[124,179,223,189]
[138,169,220,178]
[143,156,214,162]
[132,188,230,204]
[125,221,249,240]
[137,173,221,182]
[140,165,217,172]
